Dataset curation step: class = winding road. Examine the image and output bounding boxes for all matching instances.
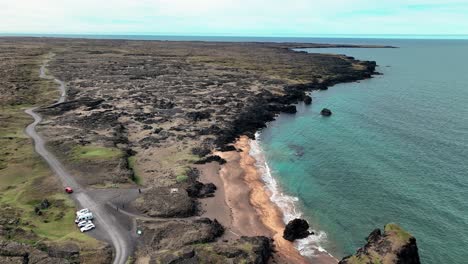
[25,56,132,264]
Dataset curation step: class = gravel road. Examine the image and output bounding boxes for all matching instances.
[24,56,133,264]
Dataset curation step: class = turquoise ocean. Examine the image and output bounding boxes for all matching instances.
[4,34,467,263]
[254,39,468,263]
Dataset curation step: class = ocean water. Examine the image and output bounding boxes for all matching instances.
[256,39,468,263]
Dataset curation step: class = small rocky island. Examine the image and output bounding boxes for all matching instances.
[321,108,333,116]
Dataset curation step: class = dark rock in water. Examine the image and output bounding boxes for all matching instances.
[283,218,311,241]
[289,144,305,157]
[318,85,329,90]
[281,105,297,114]
[304,96,312,105]
[321,108,332,116]
[339,223,421,264]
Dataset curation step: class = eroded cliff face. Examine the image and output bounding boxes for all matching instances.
[340,224,420,264]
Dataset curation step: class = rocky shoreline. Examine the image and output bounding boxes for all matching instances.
[0,37,419,264]
[212,59,377,148]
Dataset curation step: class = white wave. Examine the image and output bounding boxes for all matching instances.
[249,132,333,258]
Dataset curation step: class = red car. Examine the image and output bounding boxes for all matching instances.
[65,187,73,194]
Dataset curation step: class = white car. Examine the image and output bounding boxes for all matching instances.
[80,223,95,232]
[77,220,93,228]
[76,208,90,216]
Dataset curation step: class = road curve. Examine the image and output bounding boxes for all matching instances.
[25,56,130,264]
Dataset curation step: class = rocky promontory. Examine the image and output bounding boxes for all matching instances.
[340,223,420,264]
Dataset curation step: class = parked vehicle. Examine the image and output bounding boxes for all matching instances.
[65,187,73,194]
[75,212,94,223]
[77,220,93,228]
[80,223,95,232]
[76,208,90,216]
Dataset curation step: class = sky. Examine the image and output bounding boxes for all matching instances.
[1,0,467,36]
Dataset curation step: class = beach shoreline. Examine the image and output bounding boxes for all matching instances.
[200,136,338,263]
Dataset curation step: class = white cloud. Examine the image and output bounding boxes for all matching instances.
[0,0,467,35]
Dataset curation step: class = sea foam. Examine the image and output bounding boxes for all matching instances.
[249,132,333,258]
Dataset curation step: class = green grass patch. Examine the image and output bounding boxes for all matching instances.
[158,147,198,176]
[127,156,142,185]
[0,78,98,247]
[71,145,123,160]
[175,174,189,183]
[385,223,412,243]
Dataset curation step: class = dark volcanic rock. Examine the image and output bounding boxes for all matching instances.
[281,105,297,114]
[48,243,80,262]
[0,240,72,264]
[138,218,224,250]
[339,224,420,264]
[186,181,217,198]
[149,236,272,264]
[134,187,196,217]
[304,96,312,105]
[218,145,237,152]
[320,108,332,116]
[41,97,104,113]
[283,218,311,241]
[187,110,211,121]
[194,155,227,165]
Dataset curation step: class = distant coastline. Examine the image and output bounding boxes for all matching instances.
[1,33,468,40]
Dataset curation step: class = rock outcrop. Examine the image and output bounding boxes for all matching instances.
[186,181,217,198]
[283,218,313,241]
[133,187,196,217]
[149,236,273,264]
[137,218,224,250]
[339,223,420,264]
[0,240,76,264]
[321,108,332,116]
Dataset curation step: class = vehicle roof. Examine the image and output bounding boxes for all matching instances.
[76,212,93,217]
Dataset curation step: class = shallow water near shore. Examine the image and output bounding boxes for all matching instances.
[257,39,468,263]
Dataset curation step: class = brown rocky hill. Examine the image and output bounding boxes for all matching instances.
[340,224,420,264]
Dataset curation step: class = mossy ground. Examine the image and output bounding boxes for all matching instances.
[128,156,142,185]
[385,223,412,246]
[71,145,124,160]
[0,54,100,250]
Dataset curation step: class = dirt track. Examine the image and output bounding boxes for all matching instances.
[25,57,135,264]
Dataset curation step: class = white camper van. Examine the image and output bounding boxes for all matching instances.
[75,212,94,223]
[76,208,90,216]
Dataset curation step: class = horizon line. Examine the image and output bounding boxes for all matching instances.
[1,33,468,40]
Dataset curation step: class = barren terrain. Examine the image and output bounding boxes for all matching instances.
[0,37,378,263]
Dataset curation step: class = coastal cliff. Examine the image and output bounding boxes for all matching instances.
[340,224,420,264]
[0,38,411,264]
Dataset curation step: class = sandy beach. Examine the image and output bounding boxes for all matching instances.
[200,136,339,263]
